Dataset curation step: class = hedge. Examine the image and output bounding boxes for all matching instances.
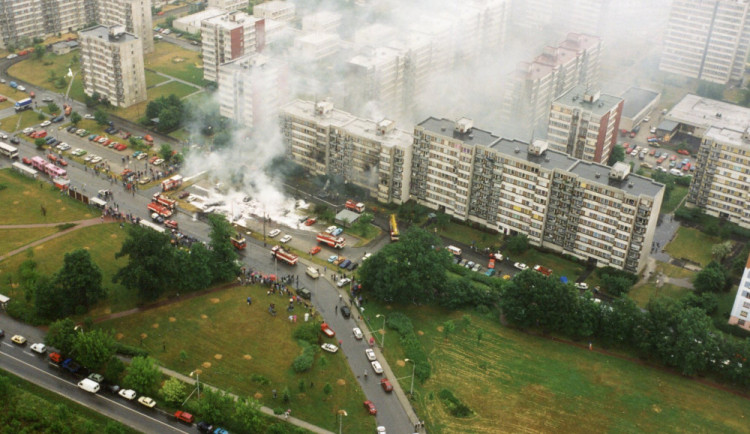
[386,312,431,382]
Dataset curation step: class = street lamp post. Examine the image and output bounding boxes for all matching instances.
[181,370,201,406]
[404,358,415,396]
[375,314,386,349]
[338,409,347,434]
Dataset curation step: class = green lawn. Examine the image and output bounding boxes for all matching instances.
[0,227,61,257]
[145,70,169,88]
[629,282,692,308]
[107,80,198,123]
[427,221,503,250]
[0,83,32,101]
[0,223,132,317]
[363,303,750,433]
[97,283,374,434]
[0,169,95,224]
[665,227,720,266]
[7,51,81,99]
[661,185,689,214]
[0,109,45,133]
[168,127,191,142]
[146,42,205,86]
[0,369,138,433]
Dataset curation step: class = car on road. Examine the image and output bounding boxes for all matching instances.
[197,421,215,433]
[514,262,528,271]
[136,152,147,160]
[21,157,31,165]
[336,277,351,287]
[328,255,338,263]
[321,343,339,353]
[30,343,46,354]
[138,396,156,408]
[42,97,53,103]
[10,137,19,144]
[280,235,292,243]
[575,282,589,290]
[340,305,351,318]
[105,383,121,394]
[174,411,195,424]
[380,378,393,392]
[6,53,17,59]
[305,217,316,226]
[90,156,102,164]
[678,149,690,155]
[331,227,344,236]
[268,228,281,238]
[325,225,337,234]
[71,148,86,156]
[465,261,475,269]
[48,352,62,364]
[353,327,363,339]
[152,158,164,166]
[88,373,104,383]
[309,246,321,255]
[296,287,311,300]
[365,348,377,361]
[364,400,377,415]
[306,266,319,279]
[371,361,384,374]
[17,85,25,92]
[472,263,481,272]
[164,220,178,230]
[339,259,351,269]
[119,389,137,400]
[11,335,26,345]
[40,120,51,127]
[23,127,34,135]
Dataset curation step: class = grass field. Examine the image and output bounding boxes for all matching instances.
[0,223,132,316]
[145,70,169,88]
[108,80,198,123]
[665,227,720,266]
[7,51,82,100]
[0,226,61,257]
[427,221,503,251]
[0,169,94,224]
[0,99,13,110]
[629,282,692,308]
[0,109,44,133]
[0,369,138,433]
[97,283,374,433]
[146,42,205,86]
[661,185,689,214]
[0,83,32,101]
[363,303,750,434]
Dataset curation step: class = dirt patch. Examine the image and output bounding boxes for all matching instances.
[10,283,19,288]
[140,333,148,339]
[202,362,212,369]
[152,323,159,329]
[396,360,406,367]
[210,298,220,304]
[115,333,124,340]
[386,305,392,310]
[193,369,202,375]
[200,314,208,319]
[34,245,44,250]
[254,392,263,399]
[437,326,444,332]
[60,207,65,211]
[214,354,222,360]
[104,308,111,314]
[336,379,346,386]
[652,404,662,413]
[243,354,253,360]
[110,234,117,238]
[22,191,30,195]
[169,317,176,322]
[12,201,18,204]
[417,330,425,336]
[83,246,90,250]
[378,329,385,335]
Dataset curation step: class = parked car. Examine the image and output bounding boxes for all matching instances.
[340,305,351,319]
[88,373,104,383]
[268,229,281,238]
[575,282,589,290]
[138,396,156,408]
[30,343,46,354]
[336,277,351,288]
[10,137,19,144]
[513,262,528,271]
[174,411,195,424]
[84,114,95,119]
[339,259,352,269]
[305,217,316,226]
[11,335,26,345]
[40,120,51,127]
[365,348,377,361]
[197,421,214,433]
[280,235,292,243]
[296,287,311,300]
[353,327,364,340]
[332,227,344,236]
[118,389,137,400]
[371,361,384,374]
[321,343,339,353]
[364,400,377,415]
[380,378,393,392]
[328,255,338,263]
[325,225,337,234]
[309,246,321,255]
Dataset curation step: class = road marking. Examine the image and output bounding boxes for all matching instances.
[2,342,14,348]
[0,351,188,433]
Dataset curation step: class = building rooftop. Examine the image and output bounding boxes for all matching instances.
[204,11,259,29]
[254,0,294,13]
[555,85,622,116]
[174,7,227,26]
[621,87,660,119]
[492,138,577,171]
[346,118,413,149]
[80,25,138,43]
[667,94,750,133]
[417,117,501,147]
[568,159,664,198]
[704,126,748,147]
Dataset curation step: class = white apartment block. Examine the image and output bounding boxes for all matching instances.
[208,0,247,13]
[0,0,45,48]
[410,118,663,273]
[346,47,407,120]
[293,32,341,61]
[80,25,146,108]
[173,8,227,34]
[547,86,623,164]
[280,99,413,205]
[301,11,341,33]
[660,0,750,85]
[729,253,750,330]
[98,0,153,54]
[201,11,263,83]
[218,53,286,129]
[252,0,294,23]
[502,33,602,140]
[512,0,611,36]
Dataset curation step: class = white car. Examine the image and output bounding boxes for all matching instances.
[30,343,46,354]
[352,327,364,340]
[268,229,281,238]
[336,278,351,288]
[514,262,528,271]
[280,235,292,243]
[321,343,339,353]
[152,158,164,166]
[362,253,372,262]
[365,348,377,361]
[90,156,102,164]
[138,396,156,408]
[23,127,34,134]
[84,114,95,119]
[84,155,94,162]
[6,53,18,59]
[472,263,481,272]
[118,389,137,400]
[56,142,70,151]
[40,120,51,127]
[575,282,589,290]
[325,225,337,234]
[17,85,25,92]
[371,361,384,374]
[136,152,147,160]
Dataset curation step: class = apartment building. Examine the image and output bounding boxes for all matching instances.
[346,47,407,120]
[0,0,45,48]
[728,253,750,330]
[98,0,153,54]
[410,117,663,273]
[660,0,750,85]
[301,11,341,33]
[79,25,146,108]
[511,0,611,36]
[501,33,602,140]
[280,99,413,205]
[201,11,264,83]
[293,32,341,61]
[208,0,247,13]
[252,0,294,23]
[547,86,623,163]
[217,53,287,129]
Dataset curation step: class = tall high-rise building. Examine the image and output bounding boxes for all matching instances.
[547,85,623,163]
[98,0,154,54]
[252,0,295,23]
[0,0,45,48]
[208,0,248,13]
[79,25,147,107]
[201,11,264,83]
[511,0,611,36]
[660,0,750,84]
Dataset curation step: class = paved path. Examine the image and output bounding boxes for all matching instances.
[0,216,104,262]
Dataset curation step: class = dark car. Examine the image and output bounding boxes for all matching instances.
[347,262,358,271]
[0,329,4,338]
[340,305,351,319]
[339,259,351,269]
[296,287,311,300]
[178,191,190,199]
[105,383,121,394]
[196,421,214,433]
[67,126,77,133]
[10,137,19,144]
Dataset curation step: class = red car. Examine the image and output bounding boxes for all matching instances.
[149,156,159,164]
[677,149,690,155]
[309,246,321,255]
[58,159,68,167]
[49,352,63,364]
[22,157,31,165]
[363,400,377,415]
[669,154,677,161]
[0,95,6,102]
[164,220,178,230]
[305,217,317,226]
[37,131,47,138]
[380,378,393,393]
[114,143,127,151]
[174,411,194,424]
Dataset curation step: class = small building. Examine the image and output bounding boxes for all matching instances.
[173,7,227,34]
[728,253,750,331]
[335,209,360,227]
[619,87,660,131]
[51,40,79,55]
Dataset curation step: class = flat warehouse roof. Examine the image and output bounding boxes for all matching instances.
[621,87,659,119]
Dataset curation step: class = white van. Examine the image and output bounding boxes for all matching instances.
[78,378,100,393]
[669,168,683,177]
[306,266,319,279]
[447,245,462,256]
[90,197,107,209]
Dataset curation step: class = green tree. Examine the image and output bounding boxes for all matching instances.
[598,297,641,347]
[72,329,116,371]
[711,241,733,262]
[696,80,725,100]
[500,270,577,333]
[323,382,332,396]
[442,320,455,341]
[47,102,60,115]
[693,261,728,294]
[55,248,105,311]
[33,43,44,60]
[607,144,625,166]
[601,274,633,297]
[159,144,173,163]
[34,137,46,149]
[358,227,450,303]
[45,318,77,356]
[158,106,182,132]
[195,388,235,425]
[435,212,450,230]
[94,108,109,126]
[505,234,529,255]
[104,356,125,384]
[232,398,263,432]
[123,356,162,395]
[206,214,240,283]
[160,377,186,405]
[113,224,177,301]
[70,111,82,126]
[33,275,64,320]
[476,328,484,344]
[179,350,188,364]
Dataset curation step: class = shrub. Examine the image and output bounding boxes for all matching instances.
[292,321,320,345]
[438,388,473,417]
[114,342,149,358]
[251,374,270,385]
[292,341,315,373]
[386,312,431,382]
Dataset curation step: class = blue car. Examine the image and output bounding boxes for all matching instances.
[332,227,343,236]
[339,259,351,269]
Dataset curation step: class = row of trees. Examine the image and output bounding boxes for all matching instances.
[113,214,239,301]
[146,94,184,133]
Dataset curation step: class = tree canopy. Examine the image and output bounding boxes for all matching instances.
[123,356,162,396]
[113,224,177,301]
[146,94,184,133]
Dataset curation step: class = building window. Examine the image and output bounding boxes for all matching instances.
[742,311,748,318]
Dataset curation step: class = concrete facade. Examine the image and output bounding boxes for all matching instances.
[729,253,750,330]
[252,0,295,23]
[98,0,154,54]
[173,8,227,34]
[208,0,247,13]
[201,11,263,83]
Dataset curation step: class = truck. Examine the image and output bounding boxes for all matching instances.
[147,201,173,218]
[64,104,72,116]
[14,98,32,111]
[62,358,82,374]
[317,232,345,249]
[230,234,246,250]
[271,245,298,265]
[533,264,553,277]
[152,192,177,210]
[161,175,182,191]
[345,199,365,213]
[389,214,399,241]
[321,323,335,338]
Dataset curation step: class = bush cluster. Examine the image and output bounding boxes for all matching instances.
[438,388,473,417]
[386,313,431,382]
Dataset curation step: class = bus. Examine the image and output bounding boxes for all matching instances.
[139,219,166,233]
[45,164,67,178]
[0,142,18,160]
[389,214,399,242]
